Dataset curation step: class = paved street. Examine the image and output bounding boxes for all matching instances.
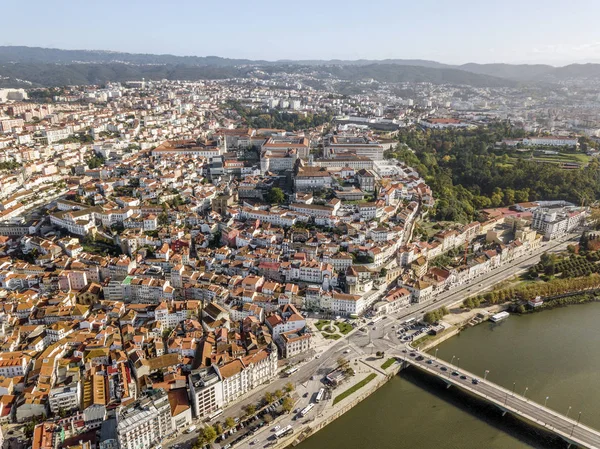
[402,350,600,449]
[165,232,580,449]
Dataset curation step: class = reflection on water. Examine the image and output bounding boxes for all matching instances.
[298,303,600,449]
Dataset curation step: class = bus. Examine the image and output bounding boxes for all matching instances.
[274,425,293,439]
[404,317,416,326]
[300,403,315,417]
[207,409,223,421]
[315,388,325,403]
[285,366,299,377]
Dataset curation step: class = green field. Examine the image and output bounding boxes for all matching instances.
[333,373,377,405]
[381,358,396,370]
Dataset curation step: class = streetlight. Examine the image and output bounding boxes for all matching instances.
[484,370,489,380]
[523,387,528,400]
[571,412,582,437]
[457,358,460,369]
[544,396,549,408]
[434,348,439,359]
[450,355,455,366]
[566,406,572,419]
[512,382,516,396]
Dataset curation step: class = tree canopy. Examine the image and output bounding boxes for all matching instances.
[267,187,285,204]
[389,123,600,222]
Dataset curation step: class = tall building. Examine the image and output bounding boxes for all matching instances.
[188,367,224,419]
[116,389,173,449]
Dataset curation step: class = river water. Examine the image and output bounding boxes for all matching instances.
[298,303,600,449]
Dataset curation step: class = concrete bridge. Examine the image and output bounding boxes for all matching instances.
[397,350,600,449]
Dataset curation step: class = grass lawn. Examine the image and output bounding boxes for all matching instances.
[333,373,377,405]
[336,321,353,335]
[381,358,396,370]
[323,333,341,340]
[314,320,329,331]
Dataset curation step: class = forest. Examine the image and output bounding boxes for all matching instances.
[386,122,600,222]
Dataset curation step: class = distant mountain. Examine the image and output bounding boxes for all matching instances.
[0,46,262,67]
[457,63,555,82]
[276,58,453,69]
[314,64,517,87]
[0,63,252,87]
[2,45,600,88]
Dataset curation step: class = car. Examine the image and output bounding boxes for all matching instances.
[273,425,280,432]
[310,375,315,380]
[303,392,308,398]
[426,360,433,365]
[472,378,479,384]
[460,375,467,380]
[416,356,424,361]
[440,366,447,371]
[452,371,459,376]
[372,327,377,330]
[409,352,416,357]
[343,349,350,354]
[315,355,321,359]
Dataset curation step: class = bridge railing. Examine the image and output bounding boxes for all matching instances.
[397,352,600,447]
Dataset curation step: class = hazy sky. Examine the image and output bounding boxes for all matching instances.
[4,0,600,65]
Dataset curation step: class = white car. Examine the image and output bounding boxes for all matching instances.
[343,349,350,354]
[273,425,281,432]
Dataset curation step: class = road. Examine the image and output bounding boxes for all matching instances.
[402,350,600,449]
[165,232,579,449]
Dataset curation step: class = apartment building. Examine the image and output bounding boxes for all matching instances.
[116,389,174,449]
[188,367,224,419]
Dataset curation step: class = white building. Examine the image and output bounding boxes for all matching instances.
[189,367,224,419]
[116,390,174,449]
[49,383,81,414]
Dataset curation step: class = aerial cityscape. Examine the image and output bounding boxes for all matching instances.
[2,2,600,449]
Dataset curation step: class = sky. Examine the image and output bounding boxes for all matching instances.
[4,0,600,65]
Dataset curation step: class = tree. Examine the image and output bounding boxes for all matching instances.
[200,426,217,444]
[264,392,275,404]
[214,423,223,435]
[284,382,295,393]
[282,396,294,413]
[244,404,256,416]
[423,311,436,324]
[267,187,285,204]
[158,211,169,226]
[274,389,284,399]
[224,417,236,429]
[263,413,273,424]
[337,357,349,369]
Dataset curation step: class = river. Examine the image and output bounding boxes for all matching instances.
[298,303,600,449]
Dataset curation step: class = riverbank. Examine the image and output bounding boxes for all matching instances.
[513,290,600,314]
[272,358,401,449]
[297,302,600,449]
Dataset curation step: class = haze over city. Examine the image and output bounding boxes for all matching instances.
[3,0,600,64]
[2,3,600,449]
